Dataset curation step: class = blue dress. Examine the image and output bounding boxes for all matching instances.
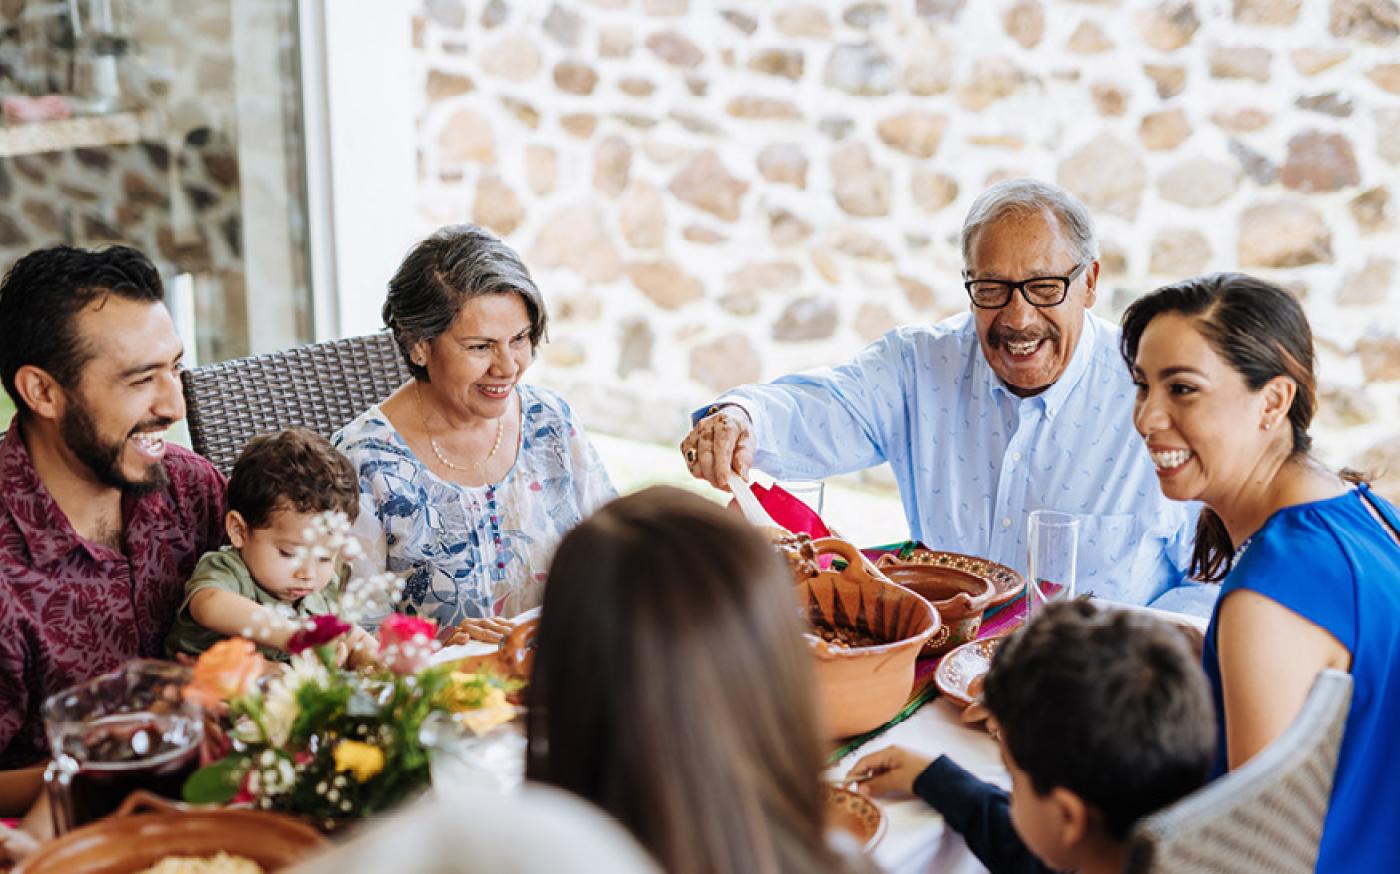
[1202,483,1400,870]
[333,384,616,628]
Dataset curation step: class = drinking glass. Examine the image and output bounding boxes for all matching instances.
[43,660,202,834]
[777,480,826,516]
[1026,510,1079,619]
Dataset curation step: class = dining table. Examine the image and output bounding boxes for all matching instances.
[831,694,1006,874]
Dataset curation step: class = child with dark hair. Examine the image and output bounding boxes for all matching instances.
[849,600,1214,874]
[166,428,374,665]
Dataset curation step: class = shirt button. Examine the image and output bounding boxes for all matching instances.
[1011,451,1022,462]
[1001,517,1012,528]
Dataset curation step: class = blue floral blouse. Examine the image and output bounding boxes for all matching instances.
[333,384,616,628]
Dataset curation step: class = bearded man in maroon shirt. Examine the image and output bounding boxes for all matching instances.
[0,245,227,812]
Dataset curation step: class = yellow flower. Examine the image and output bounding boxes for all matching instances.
[332,740,385,782]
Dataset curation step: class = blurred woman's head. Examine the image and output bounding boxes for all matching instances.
[1120,272,1318,579]
[526,486,842,874]
[383,224,548,387]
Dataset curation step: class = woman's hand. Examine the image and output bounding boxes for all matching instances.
[844,745,933,798]
[446,617,515,645]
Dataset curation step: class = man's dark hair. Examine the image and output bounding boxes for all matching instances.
[227,428,360,530]
[983,600,1215,841]
[0,245,166,417]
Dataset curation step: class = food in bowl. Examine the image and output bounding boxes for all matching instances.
[805,615,884,650]
[767,528,821,581]
[136,853,264,874]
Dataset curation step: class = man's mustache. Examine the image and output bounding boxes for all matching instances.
[128,418,176,437]
[989,323,1060,349]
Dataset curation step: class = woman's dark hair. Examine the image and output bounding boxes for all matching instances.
[984,600,1215,841]
[1120,272,1321,581]
[383,224,548,382]
[526,487,850,874]
[227,428,360,530]
[0,245,165,417]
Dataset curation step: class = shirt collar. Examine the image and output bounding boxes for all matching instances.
[981,310,1100,421]
[0,418,160,569]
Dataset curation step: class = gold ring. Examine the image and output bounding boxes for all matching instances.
[686,448,697,465]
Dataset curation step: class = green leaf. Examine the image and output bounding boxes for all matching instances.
[183,756,247,804]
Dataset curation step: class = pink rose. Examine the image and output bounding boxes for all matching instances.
[377,614,438,675]
[287,614,352,654]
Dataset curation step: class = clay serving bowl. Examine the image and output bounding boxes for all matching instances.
[798,538,939,739]
[16,791,328,873]
[825,785,886,853]
[878,549,1026,609]
[875,559,996,657]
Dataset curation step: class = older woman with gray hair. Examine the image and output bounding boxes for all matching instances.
[334,225,614,642]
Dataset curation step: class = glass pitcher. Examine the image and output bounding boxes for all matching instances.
[42,660,202,834]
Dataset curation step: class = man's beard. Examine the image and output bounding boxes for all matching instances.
[59,400,170,496]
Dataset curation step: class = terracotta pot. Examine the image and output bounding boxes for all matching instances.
[15,791,328,873]
[876,562,996,657]
[799,538,938,738]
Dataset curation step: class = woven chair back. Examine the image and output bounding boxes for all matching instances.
[181,332,409,475]
[1124,668,1352,874]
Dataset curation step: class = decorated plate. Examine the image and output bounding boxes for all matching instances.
[825,785,886,853]
[934,636,1004,709]
[881,549,1026,609]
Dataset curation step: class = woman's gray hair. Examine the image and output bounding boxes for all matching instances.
[383,224,548,382]
[960,178,1100,269]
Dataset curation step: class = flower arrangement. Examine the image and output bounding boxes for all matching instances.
[181,513,519,821]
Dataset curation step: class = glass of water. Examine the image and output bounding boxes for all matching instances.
[776,480,826,516]
[1026,510,1079,619]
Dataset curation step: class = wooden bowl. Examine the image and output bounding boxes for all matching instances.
[16,792,328,873]
[825,785,886,853]
[799,538,938,738]
[876,562,996,656]
[934,637,1005,709]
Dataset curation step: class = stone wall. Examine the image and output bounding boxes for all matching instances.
[412,0,1400,492]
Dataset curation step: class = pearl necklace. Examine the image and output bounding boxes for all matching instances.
[416,383,505,474]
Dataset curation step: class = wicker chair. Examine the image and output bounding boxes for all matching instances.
[1124,669,1352,874]
[181,332,410,475]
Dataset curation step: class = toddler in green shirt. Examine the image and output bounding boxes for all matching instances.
[166,428,376,666]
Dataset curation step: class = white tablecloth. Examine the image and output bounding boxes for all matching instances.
[831,697,1007,874]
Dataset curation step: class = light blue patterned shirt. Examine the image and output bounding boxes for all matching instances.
[712,312,1216,615]
[334,384,616,628]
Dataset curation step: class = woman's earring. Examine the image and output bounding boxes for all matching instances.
[1262,421,1273,430]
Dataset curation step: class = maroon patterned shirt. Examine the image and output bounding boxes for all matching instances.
[0,420,226,768]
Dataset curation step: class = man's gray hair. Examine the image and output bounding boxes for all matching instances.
[383,224,548,382]
[960,178,1100,270]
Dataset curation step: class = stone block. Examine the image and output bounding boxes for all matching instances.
[690,333,762,392]
[627,259,704,310]
[668,150,749,221]
[1281,131,1360,193]
[1057,134,1146,220]
[1237,201,1332,268]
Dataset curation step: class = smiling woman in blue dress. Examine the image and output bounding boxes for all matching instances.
[334,225,615,642]
[1123,273,1400,870]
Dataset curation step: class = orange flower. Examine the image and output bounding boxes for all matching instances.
[184,639,267,708]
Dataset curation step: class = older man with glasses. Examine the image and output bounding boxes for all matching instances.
[680,177,1213,614]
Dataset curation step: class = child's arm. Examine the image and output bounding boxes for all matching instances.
[188,589,298,652]
[850,746,1053,874]
[344,625,382,670]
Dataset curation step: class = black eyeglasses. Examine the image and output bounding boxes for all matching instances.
[964,261,1089,309]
